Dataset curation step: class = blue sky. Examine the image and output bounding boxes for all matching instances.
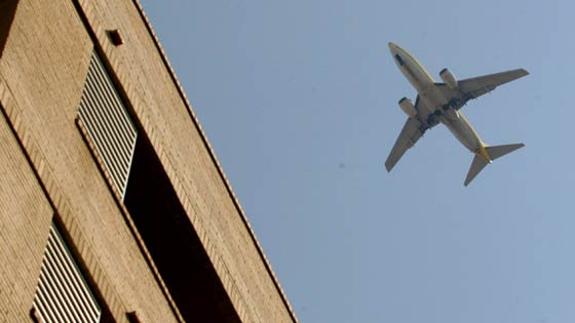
[140,1,575,322]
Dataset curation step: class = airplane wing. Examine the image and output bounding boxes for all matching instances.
[435,68,529,108]
[385,116,426,172]
[458,68,529,100]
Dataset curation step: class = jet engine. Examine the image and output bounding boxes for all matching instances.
[439,68,458,89]
[398,97,417,117]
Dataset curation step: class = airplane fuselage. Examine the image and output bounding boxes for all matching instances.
[389,42,486,155]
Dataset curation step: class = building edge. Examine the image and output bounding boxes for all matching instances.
[130,1,298,321]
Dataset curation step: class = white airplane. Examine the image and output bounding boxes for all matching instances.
[385,42,528,186]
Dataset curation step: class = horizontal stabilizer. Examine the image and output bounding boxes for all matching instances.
[485,143,525,161]
[464,154,489,186]
[464,143,525,186]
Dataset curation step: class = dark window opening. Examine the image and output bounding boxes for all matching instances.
[0,0,19,59]
[395,54,405,66]
[124,134,240,322]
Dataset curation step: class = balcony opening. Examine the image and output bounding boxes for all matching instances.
[124,134,240,322]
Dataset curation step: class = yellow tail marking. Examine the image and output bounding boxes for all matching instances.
[478,145,492,162]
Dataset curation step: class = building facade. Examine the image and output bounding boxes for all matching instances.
[0,0,297,322]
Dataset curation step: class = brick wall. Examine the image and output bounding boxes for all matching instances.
[0,105,52,322]
[0,0,296,322]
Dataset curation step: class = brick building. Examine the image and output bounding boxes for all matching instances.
[0,0,296,322]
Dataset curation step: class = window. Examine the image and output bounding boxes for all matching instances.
[77,51,137,199]
[395,54,405,66]
[32,223,101,323]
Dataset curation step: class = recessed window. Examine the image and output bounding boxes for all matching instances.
[76,50,240,322]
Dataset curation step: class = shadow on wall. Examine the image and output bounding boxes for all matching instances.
[0,0,19,59]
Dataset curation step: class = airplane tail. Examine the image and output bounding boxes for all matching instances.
[464,143,524,186]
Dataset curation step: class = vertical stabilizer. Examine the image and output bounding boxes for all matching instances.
[464,143,525,186]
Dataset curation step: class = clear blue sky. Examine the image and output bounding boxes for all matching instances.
[140,1,575,322]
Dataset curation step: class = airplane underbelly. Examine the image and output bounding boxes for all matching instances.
[419,88,445,114]
[444,116,482,152]
[422,85,449,108]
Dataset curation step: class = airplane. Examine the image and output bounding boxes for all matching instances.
[385,42,528,186]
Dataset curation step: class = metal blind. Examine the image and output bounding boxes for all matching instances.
[32,224,101,323]
[78,51,137,198]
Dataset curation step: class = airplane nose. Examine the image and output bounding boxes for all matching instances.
[388,42,397,50]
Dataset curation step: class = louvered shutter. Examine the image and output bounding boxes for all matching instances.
[78,51,137,198]
[32,224,101,323]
